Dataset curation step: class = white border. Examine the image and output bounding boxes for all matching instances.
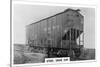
[11,0,97,67]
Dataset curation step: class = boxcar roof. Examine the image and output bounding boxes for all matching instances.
[27,8,81,26]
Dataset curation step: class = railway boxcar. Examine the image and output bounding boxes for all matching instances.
[26,8,84,58]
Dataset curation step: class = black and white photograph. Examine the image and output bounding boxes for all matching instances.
[12,0,96,66]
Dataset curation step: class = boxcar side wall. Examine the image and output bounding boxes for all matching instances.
[26,9,84,48]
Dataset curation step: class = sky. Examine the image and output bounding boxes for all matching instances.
[12,1,95,48]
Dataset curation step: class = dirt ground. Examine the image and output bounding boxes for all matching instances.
[14,44,95,64]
